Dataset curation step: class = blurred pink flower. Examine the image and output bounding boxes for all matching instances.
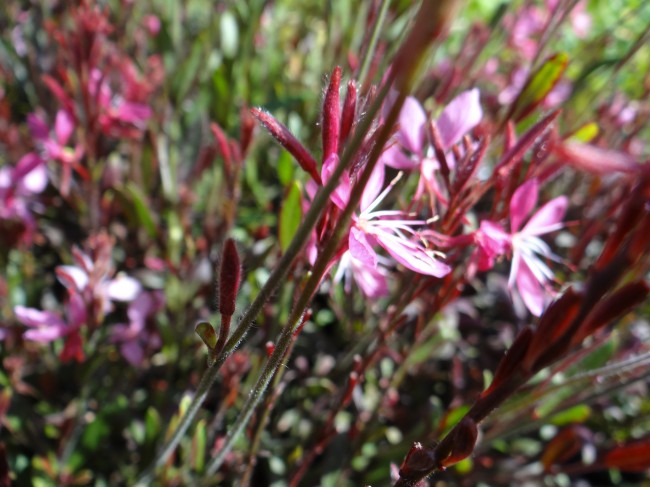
[111,291,164,366]
[0,153,47,244]
[28,110,84,196]
[89,68,152,138]
[56,245,142,316]
[14,293,87,362]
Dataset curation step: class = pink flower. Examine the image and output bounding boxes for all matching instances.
[28,110,84,196]
[111,292,164,366]
[89,68,152,138]
[382,89,483,203]
[322,155,451,297]
[479,179,568,316]
[14,293,87,362]
[56,245,141,317]
[0,153,47,244]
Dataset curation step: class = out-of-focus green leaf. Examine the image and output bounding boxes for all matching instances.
[510,52,569,122]
[125,183,158,239]
[549,404,591,426]
[570,122,600,143]
[277,150,295,186]
[279,181,302,252]
[192,419,207,472]
[145,407,162,445]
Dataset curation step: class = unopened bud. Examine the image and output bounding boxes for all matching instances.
[322,66,342,162]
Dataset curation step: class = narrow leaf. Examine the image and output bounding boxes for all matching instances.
[509,53,569,122]
[279,181,303,252]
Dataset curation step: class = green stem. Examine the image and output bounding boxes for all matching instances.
[204,79,406,477]
[358,0,392,88]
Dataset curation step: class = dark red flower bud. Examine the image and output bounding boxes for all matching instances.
[437,417,478,468]
[339,79,357,148]
[322,66,342,162]
[251,107,322,184]
[219,239,241,317]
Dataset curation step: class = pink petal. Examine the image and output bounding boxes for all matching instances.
[56,265,89,292]
[14,153,43,180]
[321,154,350,209]
[374,231,451,277]
[350,258,389,298]
[107,275,142,302]
[120,341,144,366]
[555,142,639,175]
[399,96,426,154]
[349,227,378,268]
[510,179,539,232]
[55,110,75,145]
[522,196,568,235]
[380,144,417,170]
[127,292,154,326]
[114,102,152,126]
[437,88,482,149]
[21,162,48,194]
[14,306,65,328]
[515,257,545,316]
[360,161,385,212]
[24,327,65,342]
[27,113,49,141]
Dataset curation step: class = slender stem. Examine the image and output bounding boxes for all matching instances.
[358,0,392,88]
[204,79,406,477]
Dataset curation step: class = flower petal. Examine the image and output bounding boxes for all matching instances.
[350,257,389,298]
[522,196,568,235]
[56,265,89,292]
[516,257,545,316]
[121,341,144,366]
[321,154,350,209]
[380,144,417,170]
[399,96,427,154]
[107,275,142,302]
[14,306,65,328]
[349,226,378,268]
[374,231,451,277]
[437,88,482,149]
[360,161,385,212]
[510,179,539,232]
[55,110,75,145]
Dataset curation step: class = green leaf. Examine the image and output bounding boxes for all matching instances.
[510,52,569,122]
[570,122,600,143]
[195,321,218,350]
[125,183,157,239]
[277,150,295,186]
[549,404,591,426]
[192,419,207,472]
[279,181,303,252]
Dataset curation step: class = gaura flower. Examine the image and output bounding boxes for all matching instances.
[478,179,568,316]
[323,155,451,297]
[382,89,483,203]
[14,293,87,362]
